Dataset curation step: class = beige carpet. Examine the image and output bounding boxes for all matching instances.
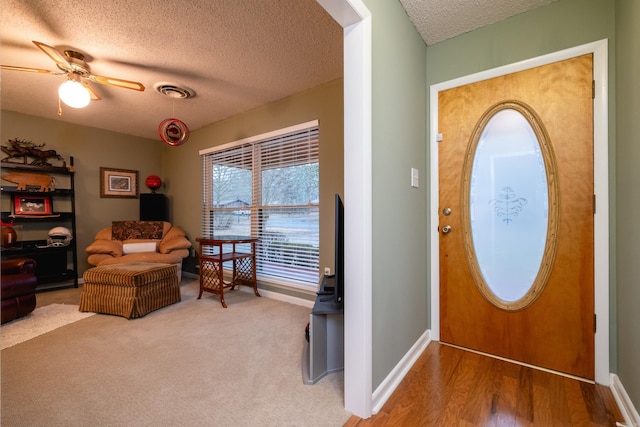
[1,279,350,426]
[1,303,95,350]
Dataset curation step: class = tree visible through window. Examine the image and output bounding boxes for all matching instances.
[201,121,320,286]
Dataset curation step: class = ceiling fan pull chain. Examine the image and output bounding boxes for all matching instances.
[58,97,63,116]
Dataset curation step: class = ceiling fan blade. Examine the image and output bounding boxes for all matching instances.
[88,75,145,91]
[32,41,72,71]
[82,82,102,101]
[1,65,59,74]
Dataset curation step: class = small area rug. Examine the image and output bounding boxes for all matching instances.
[1,304,94,350]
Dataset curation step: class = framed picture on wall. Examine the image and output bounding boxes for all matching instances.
[100,167,139,198]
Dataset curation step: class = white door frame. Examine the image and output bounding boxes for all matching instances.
[429,39,610,385]
[317,0,373,418]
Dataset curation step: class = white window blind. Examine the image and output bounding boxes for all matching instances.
[201,122,320,286]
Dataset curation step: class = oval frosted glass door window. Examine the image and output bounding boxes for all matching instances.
[465,104,557,309]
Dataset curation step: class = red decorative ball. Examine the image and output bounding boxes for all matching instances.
[145,175,162,192]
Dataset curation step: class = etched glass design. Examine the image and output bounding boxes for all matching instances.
[470,109,548,302]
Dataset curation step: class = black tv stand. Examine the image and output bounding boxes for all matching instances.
[316,285,334,296]
[302,275,344,385]
[311,275,342,312]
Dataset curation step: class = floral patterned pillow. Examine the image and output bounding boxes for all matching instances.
[111,221,164,241]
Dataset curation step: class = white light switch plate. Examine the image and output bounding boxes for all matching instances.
[411,168,419,188]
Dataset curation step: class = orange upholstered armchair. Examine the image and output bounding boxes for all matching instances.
[85,221,191,281]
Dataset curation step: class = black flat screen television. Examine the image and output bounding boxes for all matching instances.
[334,193,344,307]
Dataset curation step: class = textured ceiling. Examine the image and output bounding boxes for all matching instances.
[0,0,343,140]
[400,0,557,45]
[1,0,555,142]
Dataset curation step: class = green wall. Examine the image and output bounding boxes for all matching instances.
[615,0,640,408]
[162,78,344,300]
[0,111,162,276]
[364,0,428,390]
[426,0,615,83]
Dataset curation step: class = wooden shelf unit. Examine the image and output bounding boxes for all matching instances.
[1,160,78,290]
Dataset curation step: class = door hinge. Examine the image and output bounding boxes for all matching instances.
[593,194,596,214]
[592,80,596,99]
[594,314,597,333]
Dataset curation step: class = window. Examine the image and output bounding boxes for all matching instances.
[200,121,320,287]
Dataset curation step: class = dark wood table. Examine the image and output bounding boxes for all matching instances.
[196,236,260,308]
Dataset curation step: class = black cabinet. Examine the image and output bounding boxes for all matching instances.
[1,160,78,290]
[2,241,74,285]
[140,193,169,222]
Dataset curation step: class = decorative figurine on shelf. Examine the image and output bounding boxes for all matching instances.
[1,171,56,191]
[35,227,73,248]
[145,175,162,193]
[1,138,66,167]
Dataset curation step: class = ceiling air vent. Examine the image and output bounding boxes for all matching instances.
[154,82,196,99]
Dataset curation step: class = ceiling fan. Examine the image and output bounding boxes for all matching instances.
[1,40,145,108]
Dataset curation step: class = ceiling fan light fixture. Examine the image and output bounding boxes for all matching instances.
[59,76,90,108]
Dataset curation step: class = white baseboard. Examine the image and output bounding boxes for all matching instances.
[611,373,640,427]
[371,330,432,414]
[238,284,314,308]
[184,272,315,308]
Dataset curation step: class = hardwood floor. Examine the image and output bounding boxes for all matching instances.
[344,342,623,426]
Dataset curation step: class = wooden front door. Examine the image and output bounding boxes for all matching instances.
[438,54,594,379]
